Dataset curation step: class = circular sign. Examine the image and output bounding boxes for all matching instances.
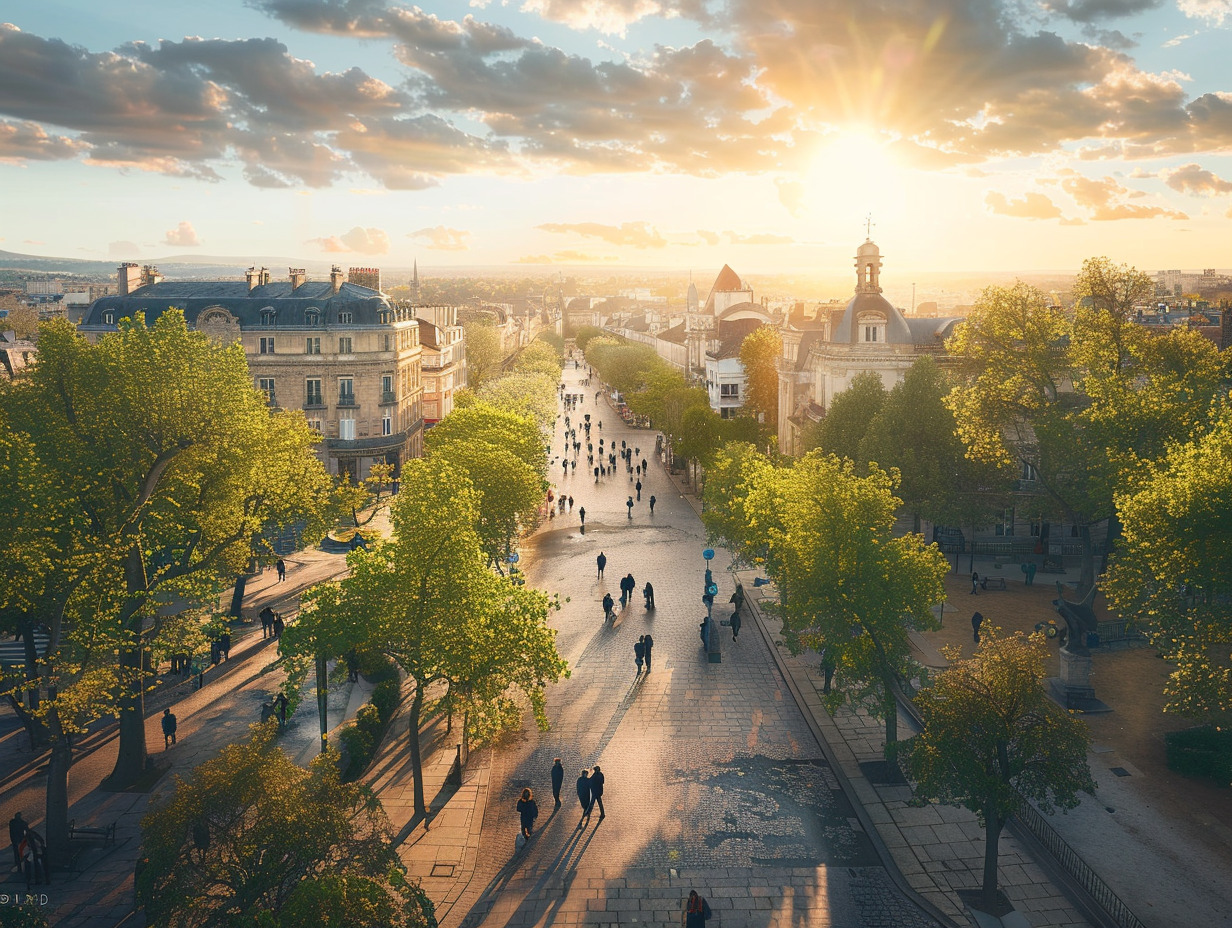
[702,548,715,561]
[706,583,718,596]
[508,553,520,563]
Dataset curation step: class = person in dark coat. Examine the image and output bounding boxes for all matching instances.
[626,496,634,519]
[596,552,607,579]
[9,811,27,868]
[642,633,655,672]
[634,637,645,675]
[589,765,605,819]
[649,494,656,514]
[700,615,710,646]
[579,506,586,525]
[161,708,177,747]
[971,571,980,594]
[643,582,655,609]
[551,758,564,807]
[260,606,275,639]
[275,558,286,581]
[730,607,742,642]
[219,631,231,661]
[273,613,285,639]
[635,479,642,500]
[684,890,712,928]
[576,770,592,825]
[972,611,984,644]
[516,788,539,839]
[602,593,615,622]
[24,827,47,886]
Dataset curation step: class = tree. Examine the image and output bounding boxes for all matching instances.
[700,442,773,567]
[739,325,782,429]
[464,319,501,389]
[138,724,436,928]
[573,325,604,352]
[745,452,949,749]
[0,314,333,858]
[802,371,886,462]
[0,294,40,338]
[906,630,1094,911]
[1103,403,1232,719]
[425,402,545,480]
[478,371,558,432]
[285,458,565,817]
[675,404,722,487]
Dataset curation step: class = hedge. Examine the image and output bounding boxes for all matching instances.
[1165,725,1232,785]
[337,652,402,780]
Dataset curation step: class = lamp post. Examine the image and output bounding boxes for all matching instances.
[702,548,721,663]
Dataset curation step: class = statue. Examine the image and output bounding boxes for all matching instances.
[1052,582,1099,655]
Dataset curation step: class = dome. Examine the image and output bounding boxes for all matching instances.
[856,239,880,257]
[831,291,913,344]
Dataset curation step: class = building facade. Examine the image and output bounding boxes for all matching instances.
[417,303,464,425]
[80,264,424,481]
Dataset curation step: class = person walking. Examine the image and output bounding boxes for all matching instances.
[643,581,655,609]
[1026,561,1037,585]
[260,605,275,639]
[642,633,654,672]
[602,593,615,623]
[9,811,27,870]
[972,611,984,644]
[730,606,742,642]
[24,827,46,886]
[971,571,980,594]
[597,551,607,579]
[589,765,605,819]
[684,890,712,928]
[649,494,656,514]
[275,558,286,582]
[635,479,642,500]
[634,637,645,675]
[161,708,178,747]
[626,496,634,519]
[576,770,593,826]
[579,506,586,526]
[551,758,565,807]
[273,613,285,639]
[516,788,539,840]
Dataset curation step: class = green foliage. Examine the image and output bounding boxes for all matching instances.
[426,402,545,479]
[803,372,886,461]
[477,371,558,432]
[0,904,51,928]
[739,325,782,429]
[573,325,604,353]
[463,319,502,390]
[906,630,1094,906]
[536,331,565,356]
[138,725,436,928]
[1164,726,1232,784]
[700,442,772,566]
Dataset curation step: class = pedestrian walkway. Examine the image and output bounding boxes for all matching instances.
[395,357,951,928]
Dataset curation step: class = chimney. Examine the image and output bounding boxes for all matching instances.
[289,267,307,290]
[245,267,259,291]
[259,267,271,287]
[141,265,163,288]
[330,265,345,294]
[347,266,381,291]
[117,262,142,296]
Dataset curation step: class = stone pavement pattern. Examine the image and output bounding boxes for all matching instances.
[400,360,946,928]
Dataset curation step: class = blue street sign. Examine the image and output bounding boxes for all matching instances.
[702,548,715,561]
[508,553,520,563]
[706,582,718,597]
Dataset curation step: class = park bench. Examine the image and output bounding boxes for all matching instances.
[68,818,116,845]
[981,576,1008,591]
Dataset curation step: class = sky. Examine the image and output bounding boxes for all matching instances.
[1,0,1231,275]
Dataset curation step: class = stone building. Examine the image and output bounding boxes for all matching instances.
[417,303,464,425]
[80,264,424,481]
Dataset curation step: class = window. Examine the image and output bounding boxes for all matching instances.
[305,309,321,326]
[306,418,322,434]
[382,334,392,351]
[259,337,275,354]
[381,374,393,392]
[994,507,1015,537]
[719,383,739,398]
[306,337,321,355]
[103,311,115,325]
[863,324,883,342]
[306,379,323,407]
[338,312,353,324]
[261,308,276,326]
[339,377,354,405]
[339,416,356,441]
[338,336,353,354]
[258,377,275,401]
[1021,461,1039,481]
[382,413,392,436]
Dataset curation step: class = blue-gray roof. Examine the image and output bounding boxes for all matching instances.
[82,280,394,329]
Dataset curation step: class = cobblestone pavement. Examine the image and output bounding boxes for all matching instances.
[411,359,945,928]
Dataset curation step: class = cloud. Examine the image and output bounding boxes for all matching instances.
[513,250,617,263]
[163,221,201,246]
[1178,0,1232,23]
[1059,171,1189,219]
[409,226,471,250]
[537,221,667,248]
[308,226,390,254]
[725,231,795,245]
[984,191,1065,219]
[108,240,140,257]
[1161,162,1232,195]
[0,119,87,162]
[696,230,721,246]
[518,0,665,35]
[1041,0,1162,22]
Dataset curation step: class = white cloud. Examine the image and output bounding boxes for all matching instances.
[163,221,201,247]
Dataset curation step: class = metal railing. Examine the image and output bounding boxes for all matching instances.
[337,393,357,407]
[380,391,397,405]
[1011,800,1145,928]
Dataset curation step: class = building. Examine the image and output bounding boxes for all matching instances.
[777,239,963,456]
[417,303,464,425]
[80,263,424,481]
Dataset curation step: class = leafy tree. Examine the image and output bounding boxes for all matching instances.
[1103,403,1232,719]
[803,371,886,462]
[332,461,397,529]
[138,725,436,928]
[285,458,565,817]
[478,371,558,432]
[573,324,604,352]
[675,404,722,487]
[426,403,545,479]
[700,442,773,566]
[907,630,1094,910]
[745,452,949,749]
[464,319,502,389]
[0,294,40,338]
[739,325,782,428]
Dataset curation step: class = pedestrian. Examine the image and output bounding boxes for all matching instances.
[597,551,607,579]
[972,611,984,644]
[820,650,836,693]
[634,636,645,674]
[273,613,285,639]
[730,606,742,641]
[589,764,605,819]
[9,811,27,869]
[602,592,615,622]
[700,615,710,646]
[275,558,286,582]
[276,693,289,727]
[626,573,637,607]
[643,581,655,609]
[161,708,177,747]
[219,631,231,661]
[971,571,979,594]
[579,506,586,526]
[684,890,713,928]
[618,576,628,609]
[517,787,539,840]
[635,479,642,500]
[551,758,564,807]
[576,770,592,825]
[649,494,656,514]
[260,605,275,639]
[642,633,654,672]
[627,496,634,519]
[1026,561,1037,586]
[568,496,574,510]
[24,827,46,886]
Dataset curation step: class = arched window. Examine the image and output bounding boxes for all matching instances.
[304,308,321,327]
[260,307,277,326]
[102,310,115,325]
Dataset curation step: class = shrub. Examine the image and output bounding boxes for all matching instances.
[1165,726,1232,785]
[372,678,402,725]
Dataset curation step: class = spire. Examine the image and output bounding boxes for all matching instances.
[412,259,420,303]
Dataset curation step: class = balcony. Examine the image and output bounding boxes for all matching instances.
[305,396,325,409]
[337,393,357,408]
[380,391,397,405]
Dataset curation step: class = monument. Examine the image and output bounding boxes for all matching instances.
[1049,582,1110,712]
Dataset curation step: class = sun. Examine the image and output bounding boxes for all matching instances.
[801,131,910,229]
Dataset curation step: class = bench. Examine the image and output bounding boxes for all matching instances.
[981,577,1008,591]
[69,819,116,845]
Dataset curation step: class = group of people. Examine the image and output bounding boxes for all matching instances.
[259,605,285,639]
[633,634,655,674]
[8,812,47,888]
[598,555,656,622]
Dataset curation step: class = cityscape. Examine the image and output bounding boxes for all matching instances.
[2,2,1232,928]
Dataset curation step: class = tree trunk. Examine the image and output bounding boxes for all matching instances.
[408,686,426,817]
[982,811,1004,911]
[316,654,328,754]
[1078,523,1096,597]
[107,546,152,788]
[44,708,72,871]
[882,677,898,755]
